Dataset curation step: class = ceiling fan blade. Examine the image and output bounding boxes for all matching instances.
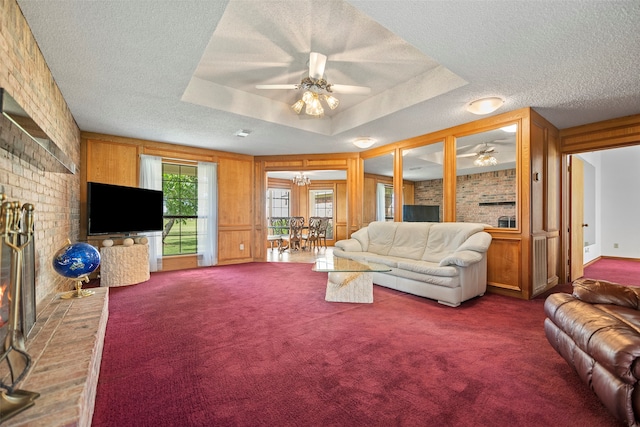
[330,84,371,95]
[255,84,298,90]
[457,153,478,158]
[309,52,327,79]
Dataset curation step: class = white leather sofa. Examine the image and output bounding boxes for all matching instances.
[333,221,492,307]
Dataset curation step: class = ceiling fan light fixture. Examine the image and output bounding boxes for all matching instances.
[474,153,498,167]
[291,99,304,114]
[353,137,375,149]
[323,94,339,110]
[302,90,314,104]
[305,94,324,116]
[466,97,504,115]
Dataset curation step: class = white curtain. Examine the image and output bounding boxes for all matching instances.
[139,154,163,272]
[197,161,218,266]
[376,183,386,222]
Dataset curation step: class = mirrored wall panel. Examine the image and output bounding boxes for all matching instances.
[401,142,444,222]
[455,125,517,227]
[363,154,394,224]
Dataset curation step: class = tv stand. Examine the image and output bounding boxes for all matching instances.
[99,243,150,287]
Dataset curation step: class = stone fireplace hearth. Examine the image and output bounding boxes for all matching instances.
[1,288,108,426]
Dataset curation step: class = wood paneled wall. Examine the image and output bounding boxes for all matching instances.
[81,133,254,269]
[81,107,571,300]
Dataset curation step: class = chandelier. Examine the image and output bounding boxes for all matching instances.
[292,173,311,186]
[474,153,498,167]
[290,78,339,117]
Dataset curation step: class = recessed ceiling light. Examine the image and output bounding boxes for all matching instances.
[500,124,517,133]
[235,129,251,137]
[466,97,504,115]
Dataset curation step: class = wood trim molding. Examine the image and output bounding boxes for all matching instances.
[559,113,640,154]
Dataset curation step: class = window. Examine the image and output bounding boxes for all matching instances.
[162,163,198,255]
[384,184,394,221]
[309,189,334,239]
[267,188,290,219]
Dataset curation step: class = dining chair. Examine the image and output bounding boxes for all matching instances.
[267,217,289,250]
[302,217,322,250]
[317,217,330,248]
[285,216,305,251]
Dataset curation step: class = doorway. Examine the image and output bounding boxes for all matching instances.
[568,146,640,282]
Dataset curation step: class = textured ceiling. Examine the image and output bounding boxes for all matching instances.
[16,0,640,161]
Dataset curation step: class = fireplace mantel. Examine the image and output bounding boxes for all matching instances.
[0,89,76,175]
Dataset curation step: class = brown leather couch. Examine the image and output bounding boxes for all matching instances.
[544,278,640,426]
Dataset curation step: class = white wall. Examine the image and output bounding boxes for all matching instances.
[599,146,640,258]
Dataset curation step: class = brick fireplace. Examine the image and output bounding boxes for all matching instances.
[1,0,96,424]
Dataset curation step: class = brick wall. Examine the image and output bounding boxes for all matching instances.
[0,0,81,303]
[414,168,517,227]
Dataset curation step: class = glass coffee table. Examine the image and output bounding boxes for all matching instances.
[312,257,392,303]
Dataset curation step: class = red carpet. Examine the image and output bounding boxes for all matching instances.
[583,258,640,286]
[93,262,621,427]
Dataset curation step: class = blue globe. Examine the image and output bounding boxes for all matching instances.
[52,242,101,279]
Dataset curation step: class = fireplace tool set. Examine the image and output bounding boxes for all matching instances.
[0,195,39,422]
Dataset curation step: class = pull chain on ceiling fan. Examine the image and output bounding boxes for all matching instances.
[256,52,371,117]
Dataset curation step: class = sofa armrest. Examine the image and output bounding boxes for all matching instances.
[334,238,364,252]
[439,250,483,267]
[573,278,640,309]
[457,231,492,252]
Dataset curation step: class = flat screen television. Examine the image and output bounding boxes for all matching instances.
[403,205,439,222]
[87,182,164,235]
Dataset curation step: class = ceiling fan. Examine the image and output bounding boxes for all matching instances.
[457,142,502,167]
[457,143,497,159]
[255,52,371,117]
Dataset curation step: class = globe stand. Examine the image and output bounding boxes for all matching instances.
[60,275,94,299]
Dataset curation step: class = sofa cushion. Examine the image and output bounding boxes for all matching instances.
[397,259,459,277]
[573,278,640,310]
[363,254,406,268]
[422,222,486,262]
[333,250,402,268]
[388,222,432,260]
[392,267,460,288]
[367,222,398,255]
